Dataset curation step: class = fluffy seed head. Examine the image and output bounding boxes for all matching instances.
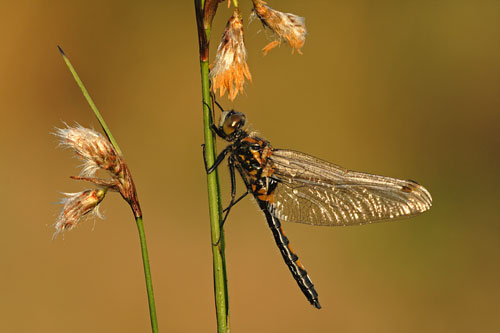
[210,9,252,101]
[251,0,307,55]
[55,125,123,177]
[53,189,107,238]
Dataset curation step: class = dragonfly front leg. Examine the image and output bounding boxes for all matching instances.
[203,101,225,137]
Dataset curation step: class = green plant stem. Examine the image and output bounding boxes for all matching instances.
[194,3,230,326]
[136,216,159,333]
[57,45,122,156]
[200,60,230,333]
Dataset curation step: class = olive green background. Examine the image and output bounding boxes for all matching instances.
[2,1,499,332]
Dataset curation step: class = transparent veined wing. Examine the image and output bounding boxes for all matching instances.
[269,149,432,226]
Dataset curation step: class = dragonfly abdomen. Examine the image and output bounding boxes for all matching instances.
[257,198,321,309]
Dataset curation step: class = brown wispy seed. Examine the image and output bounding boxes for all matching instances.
[55,125,124,177]
[53,189,107,238]
[251,0,307,55]
[210,9,252,101]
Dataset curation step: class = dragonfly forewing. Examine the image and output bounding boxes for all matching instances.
[269,149,432,226]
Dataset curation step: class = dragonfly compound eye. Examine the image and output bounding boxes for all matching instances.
[222,111,246,136]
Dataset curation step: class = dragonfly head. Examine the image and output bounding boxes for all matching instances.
[218,110,247,142]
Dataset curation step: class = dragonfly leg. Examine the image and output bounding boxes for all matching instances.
[202,144,208,172]
[228,160,256,212]
[203,101,224,137]
[203,144,232,174]
[201,101,232,173]
[214,99,225,113]
[221,158,251,219]
[223,191,249,213]
[214,156,246,245]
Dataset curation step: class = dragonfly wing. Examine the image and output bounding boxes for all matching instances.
[269,149,432,226]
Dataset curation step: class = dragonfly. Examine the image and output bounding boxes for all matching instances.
[204,107,432,309]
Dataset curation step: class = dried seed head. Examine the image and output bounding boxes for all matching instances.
[53,189,107,238]
[210,9,252,101]
[55,125,123,177]
[251,0,307,55]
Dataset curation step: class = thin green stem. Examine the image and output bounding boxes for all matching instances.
[200,60,230,333]
[195,1,230,330]
[136,216,159,333]
[57,46,122,156]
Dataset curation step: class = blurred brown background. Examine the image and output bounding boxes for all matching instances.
[1,0,499,332]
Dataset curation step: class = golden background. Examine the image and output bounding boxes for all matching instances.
[2,0,499,332]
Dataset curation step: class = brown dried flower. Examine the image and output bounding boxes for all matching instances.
[251,0,307,55]
[53,125,142,238]
[53,189,107,238]
[55,125,124,177]
[210,9,252,101]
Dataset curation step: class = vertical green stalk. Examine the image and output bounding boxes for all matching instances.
[136,216,159,332]
[58,46,159,332]
[201,61,230,333]
[195,1,230,331]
